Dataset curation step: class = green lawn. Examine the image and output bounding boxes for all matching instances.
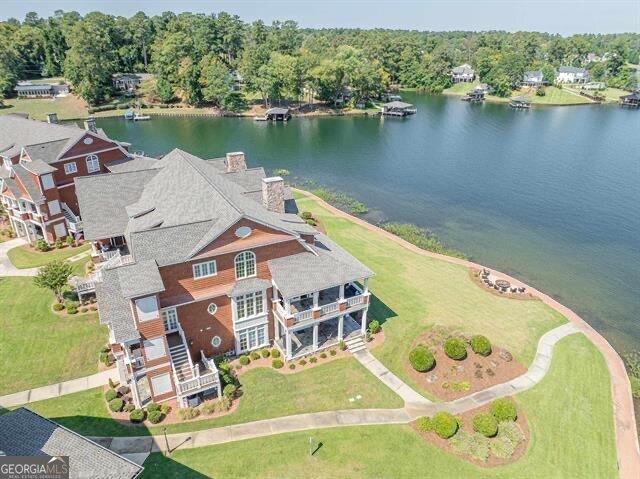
[529,86,592,105]
[7,243,90,269]
[0,277,106,395]
[0,95,89,121]
[24,357,403,437]
[443,81,481,95]
[140,334,617,479]
[294,192,566,399]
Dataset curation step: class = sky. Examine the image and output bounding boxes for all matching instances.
[2,0,639,35]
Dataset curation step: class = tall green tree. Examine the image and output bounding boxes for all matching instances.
[199,54,233,108]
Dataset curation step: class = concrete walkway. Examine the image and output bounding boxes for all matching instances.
[0,238,38,276]
[0,369,118,408]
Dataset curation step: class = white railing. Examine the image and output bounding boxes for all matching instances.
[321,301,339,315]
[276,303,288,319]
[176,370,219,394]
[101,249,121,262]
[294,309,313,322]
[347,295,364,307]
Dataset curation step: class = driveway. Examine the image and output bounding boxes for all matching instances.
[0,238,39,276]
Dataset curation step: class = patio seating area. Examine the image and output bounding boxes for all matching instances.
[276,314,361,358]
[481,269,526,294]
[289,283,361,314]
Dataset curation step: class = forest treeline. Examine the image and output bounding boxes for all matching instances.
[1,10,638,107]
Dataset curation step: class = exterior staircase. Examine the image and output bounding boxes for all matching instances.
[345,334,367,354]
[169,343,193,382]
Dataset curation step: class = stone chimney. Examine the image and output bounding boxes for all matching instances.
[262,177,285,213]
[46,113,58,124]
[225,152,246,173]
[84,117,97,133]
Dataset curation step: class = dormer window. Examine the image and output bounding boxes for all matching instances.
[193,260,217,279]
[235,251,256,279]
[64,162,77,175]
[85,154,100,173]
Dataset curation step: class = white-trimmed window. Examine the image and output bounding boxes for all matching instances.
[162,308,178,332]
[143,337,166,360]
[211,336,222,348]
[40,174,54,190]
[85,154,100,173]
[150,372,172,395]
[64,162,77,175]
[238,324,267,352]
[135,296,159,321]
[53,223,67,238]
[207,303,218,315]
[234,251,256,279]
[236,291,264,320]
[47,199,61,216]
[192,260,217,279]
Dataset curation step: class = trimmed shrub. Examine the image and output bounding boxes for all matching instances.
[129,409,145,423]
[147,410,163,424]
[339,341,347,351]
[108,398,124,412]
[368,320,381,334]
[416,416,433,432]
[309,356,317,363]
[201,401,217,415]
[178,407,199,421]
[300,211,313,220]
[473,413,498,437]
[490,434,517,459]
[146,402,161,413]
[124,403,135,413]
[223,384,237,398]
[66,236,74,247]
[52,303,64,311]
[161,404,171,415]
[99,352,109,365]
[66,303,78,315]
[79,307,88,313]
[498,420,525,445]
[250,351,260,361]
[299,359,307,366]
[490,398,517,422]
[329,349,337,356]
[35,239,49,252]
[105,389,118,401]
[409,346,435,372]
[470,335,492,356]
[238,355,250,365]
[272,359,284,369]
[449,431,490,462]
[320,352,327,359]
[218,360,232,375]
[271,348,281,359]
[432,412,459,439]
[444,337,467,360]
[54,239,63,249]
[289,363,296,370]
[261,349,270,358]
[108,377,116,389]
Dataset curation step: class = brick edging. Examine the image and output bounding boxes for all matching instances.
[294,188,640,478]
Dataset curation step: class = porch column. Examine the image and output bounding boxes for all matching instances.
[338,315,344,341]
[363,278,369,294]
[360,308,368,335]
[313,291,319,309]
[91,241,99,256]
[284,298,291,315]
[285,331,292,359]
[23,221,31,243]
[339,284,345,300]
[312,323,319,351]
[274,316,281,341]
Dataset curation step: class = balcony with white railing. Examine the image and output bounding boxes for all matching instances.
[174,350,220,396]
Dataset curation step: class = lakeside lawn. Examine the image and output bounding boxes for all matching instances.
[0,95,89,121]
[528,86,592,105]
[7,243,91,269]
[23,357,403,437]
[442,81,480,95]
[294,192,566,399]
[140,334,618,478]
[0,277,106,395]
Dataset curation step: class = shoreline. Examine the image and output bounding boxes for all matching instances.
[292,187,640,478]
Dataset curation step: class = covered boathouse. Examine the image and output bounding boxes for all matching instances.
[381,101,417,116]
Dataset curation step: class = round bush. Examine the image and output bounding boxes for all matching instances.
[330,349,337,356]
[490,398,517,422]
[309,357,317,363]
[444,337,467,360]
[289,363,296,370]
[147,410,163,424]
[223,384,237,398]
[261,349,271,358]
[124,403,135,413]
[146,402,161,413]
[272,359,284,369]
[271,348,281,359]
[368,320,381,334]
[470,335,492,356]
[104,389,118,402]
[409,346,436,372]
[473,412,498,437]
[53,303,64,311]
[416,416,433,432]
[129,409,145,423]
[299,359,307,366]
[432,412,459,439]
[238,355,250,366]
[320,352,327,359]
[66,304,78,315]
[108,398,124,412]
[250,351,260,361]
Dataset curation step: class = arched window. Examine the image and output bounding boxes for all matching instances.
[235,251,256,279]
[85,154,100,173]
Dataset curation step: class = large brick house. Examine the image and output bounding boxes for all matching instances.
[0,114,131,243]
[75,149,373,408]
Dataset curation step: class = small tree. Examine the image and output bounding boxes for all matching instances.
[33,260,73,303]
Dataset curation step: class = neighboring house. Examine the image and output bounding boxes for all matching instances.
[451,64,475,83]
[15,82,69,98]
[586,53,601,63]
[112,73,154,91]
[0,114,132,243]
[583,81,605,90]
[0,408,143,478]
[75,149,373,408]
[521,71,549,86]
[556,66,590,83]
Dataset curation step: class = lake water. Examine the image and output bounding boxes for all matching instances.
[96,92,640,356]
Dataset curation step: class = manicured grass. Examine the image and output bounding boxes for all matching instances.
[443,80,480,95]
[0,95,88,121]
[24,357,403,437]
[294,192,566,399]
[7,243,90,269]
[529,86,592,105]
[140,335,617,478]
[0,277,106,395]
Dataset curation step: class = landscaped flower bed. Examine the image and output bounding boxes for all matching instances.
[411,398,529,466]
[405,328,526,400]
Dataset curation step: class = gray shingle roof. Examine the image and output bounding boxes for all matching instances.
[22,139,70,164]
[384,101,414,109]
[12,164,44,202]
[117,260,165,299]
[229,277,273,297]
[96,268,140,343]
[21,158,57,175]
[558,66,588,74]
[106,156,164,173]
[0,408,143,479]
[268,234,373,299]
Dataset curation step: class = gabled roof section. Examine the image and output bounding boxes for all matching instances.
[95,268,140,343]
[117,260,165,299]
[12,164,43,202]
[20,158,57,175]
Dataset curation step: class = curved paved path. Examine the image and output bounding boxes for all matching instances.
[0,238,39,276]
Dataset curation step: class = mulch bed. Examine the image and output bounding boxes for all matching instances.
[405,331,526,401]
[468,268,536,301]
[410,402,529,467]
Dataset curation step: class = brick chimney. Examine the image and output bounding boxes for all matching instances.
[84,117,97,133]
[225,152,246,173]
[46,113,58,124]
[262,177,285,213]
